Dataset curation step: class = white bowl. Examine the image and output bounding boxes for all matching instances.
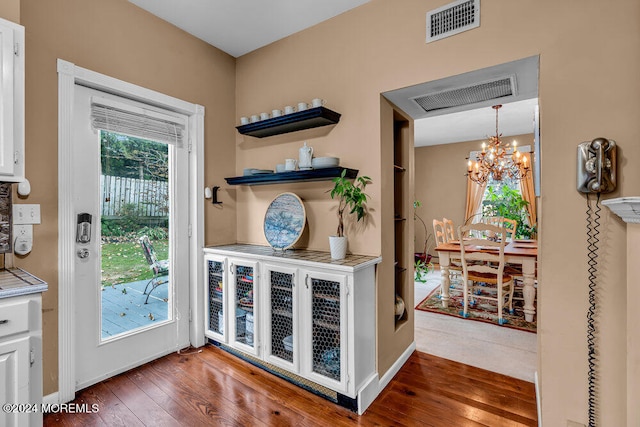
[312,157,339,169]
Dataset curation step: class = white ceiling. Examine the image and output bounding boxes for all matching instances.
[128,0,371,58]
[415,98,538,147]
[128,1,538,147]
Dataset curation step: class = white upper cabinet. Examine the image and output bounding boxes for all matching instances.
[0,18,24,181]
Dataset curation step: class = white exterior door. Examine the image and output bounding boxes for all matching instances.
[72,84,190,390]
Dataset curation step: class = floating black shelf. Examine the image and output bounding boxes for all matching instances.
[236,107,341,138]
[225,167,358,186]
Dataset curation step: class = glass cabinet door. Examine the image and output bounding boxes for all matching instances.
[229,259,258,355]
[263,264,297,371]
[205,256,226,341]
[305,270,346,388]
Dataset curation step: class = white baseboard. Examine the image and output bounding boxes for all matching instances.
[43,391,59,405]
[358,341,416,414]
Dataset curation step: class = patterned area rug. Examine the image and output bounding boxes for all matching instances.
[415,278,537,333]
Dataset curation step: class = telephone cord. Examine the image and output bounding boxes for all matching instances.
[586,193,601,427]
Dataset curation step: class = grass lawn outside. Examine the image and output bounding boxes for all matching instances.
[101,239,169,287]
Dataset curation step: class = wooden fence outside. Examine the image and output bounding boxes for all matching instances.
[100,175,168,219]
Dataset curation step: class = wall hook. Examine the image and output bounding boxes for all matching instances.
[211,186,222,205]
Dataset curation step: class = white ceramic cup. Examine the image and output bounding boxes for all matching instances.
[275,164,286,173]
[311,98,325,108]
[285,158,297,171]
[240,116,249,125]
[250,115,260,123]
[297,102,308,111]
[260,112,270,120]
[272,109,282,118]
[284,105,295,114]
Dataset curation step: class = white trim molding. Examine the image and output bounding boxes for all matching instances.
[56,59,204,403]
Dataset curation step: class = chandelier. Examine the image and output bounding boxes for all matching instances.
[466,104,530,185]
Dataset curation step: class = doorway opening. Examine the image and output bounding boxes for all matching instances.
[382,56,540,382]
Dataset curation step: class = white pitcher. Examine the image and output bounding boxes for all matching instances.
[299,142,313,168]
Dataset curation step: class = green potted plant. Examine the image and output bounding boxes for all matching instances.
[328,170,372,259]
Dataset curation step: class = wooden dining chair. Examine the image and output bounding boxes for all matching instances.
[434,219,462,284]
[481,216,517,241]
[442,217,456,242]
[457,223,514,325]
[433,219,447,246]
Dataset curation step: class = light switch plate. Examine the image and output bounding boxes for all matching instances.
[13,204,41,225]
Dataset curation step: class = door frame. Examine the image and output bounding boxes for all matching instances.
[56,59,205,404]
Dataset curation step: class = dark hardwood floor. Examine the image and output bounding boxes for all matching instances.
[44,344,537,426]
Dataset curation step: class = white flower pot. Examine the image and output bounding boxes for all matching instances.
[329,236,348,260]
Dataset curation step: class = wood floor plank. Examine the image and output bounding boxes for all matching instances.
[102,373,184,426]
[44,345,538,427]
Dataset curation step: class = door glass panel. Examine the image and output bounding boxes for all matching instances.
[99,131,171,340]
[270,270,294,362]
[234,264,254,347]
[311,278,341,380]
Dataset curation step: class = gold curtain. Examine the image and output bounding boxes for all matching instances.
[519,152,537,227]
[464,179,487,224]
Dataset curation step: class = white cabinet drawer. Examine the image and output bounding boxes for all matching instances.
[0,299,30,339]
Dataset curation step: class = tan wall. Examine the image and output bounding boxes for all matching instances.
[20,0,236,395]
[236,0,640,425]
[0,0,19,23]
[415,134,535,257]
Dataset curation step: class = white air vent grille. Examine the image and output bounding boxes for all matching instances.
[411,76,515,113]
[427,0,480,43]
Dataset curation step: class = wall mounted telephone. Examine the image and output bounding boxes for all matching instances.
[76,213,92,244]
[578,137,617,426]
[577,137,616,193]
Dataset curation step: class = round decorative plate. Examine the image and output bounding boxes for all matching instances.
[263,192,306,250]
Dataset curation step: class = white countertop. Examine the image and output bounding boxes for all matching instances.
[0,268,48,299]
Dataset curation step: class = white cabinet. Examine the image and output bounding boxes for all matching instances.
[0,293,43,427]
[0,17,24,181]
[203,245,380,409]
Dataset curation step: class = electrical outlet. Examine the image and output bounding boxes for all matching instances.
[567,421,586,427]
[13,204,41,225]
[13,224,33,240]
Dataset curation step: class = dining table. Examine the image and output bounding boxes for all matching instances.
[435,239,538,322]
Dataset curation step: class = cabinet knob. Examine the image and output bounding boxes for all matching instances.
[0,319,8,325]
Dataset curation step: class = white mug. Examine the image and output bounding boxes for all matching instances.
[240,116,249,125]
[260,112,270,120]
[275,164,286,173]
[285,158,297,171]
[284,105,295,114]
[272,109,282,118]
[297,102,308,112]
[250,115,260,123]
[311,98,325,108]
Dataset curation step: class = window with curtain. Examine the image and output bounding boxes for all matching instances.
[464,147,537,239]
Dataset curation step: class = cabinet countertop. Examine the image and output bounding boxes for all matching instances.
[204,244,381,272]
[0,268,48,299]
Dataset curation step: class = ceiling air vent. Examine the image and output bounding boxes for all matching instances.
[411,76,515,113]
[426,0,480,43]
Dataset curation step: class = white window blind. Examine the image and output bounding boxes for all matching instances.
[90,96,186,146]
